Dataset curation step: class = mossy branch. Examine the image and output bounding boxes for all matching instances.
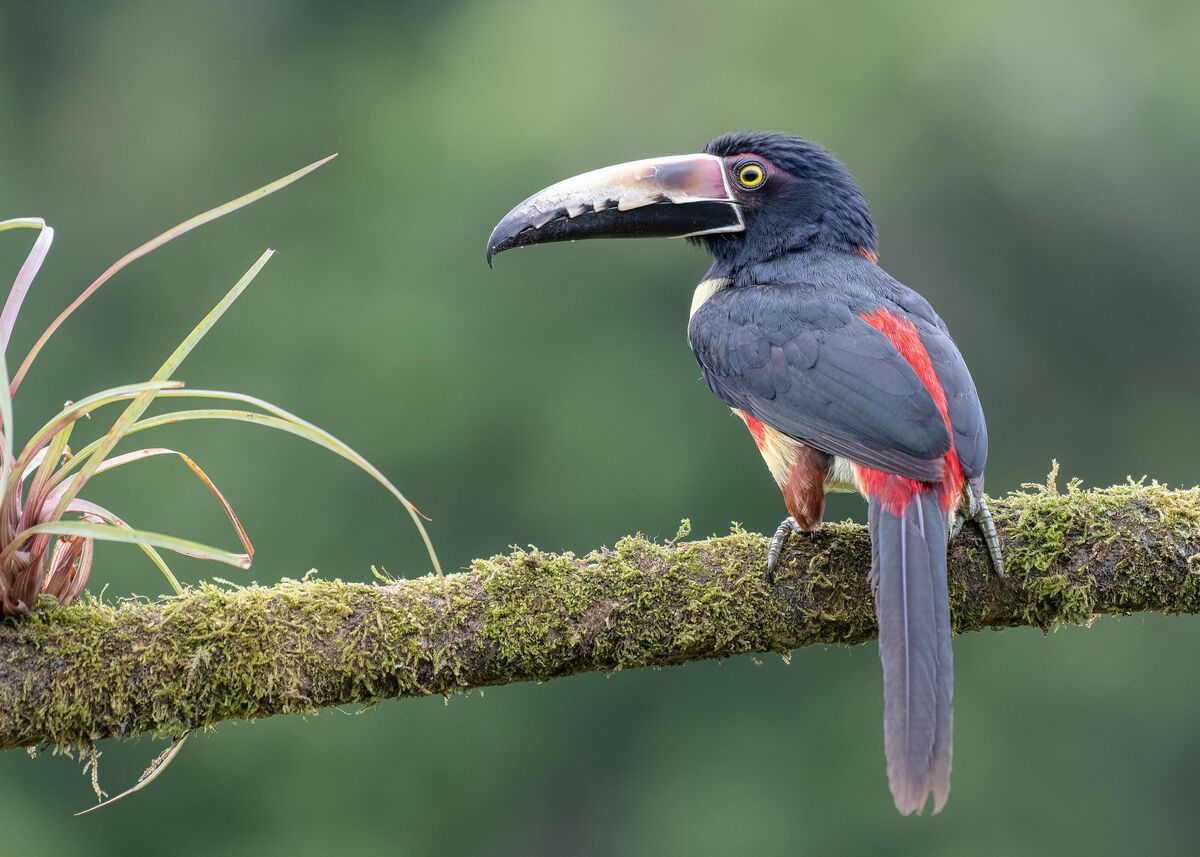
[2,479,1199,751]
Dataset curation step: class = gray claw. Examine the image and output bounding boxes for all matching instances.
[953,487,1005,578]
[766,516,801,583]
[949,509,965,542]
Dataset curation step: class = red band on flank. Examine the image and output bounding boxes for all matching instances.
[857,309,964,514]
[735,410,767,450]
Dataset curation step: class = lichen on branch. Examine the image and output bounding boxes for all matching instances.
[1,479,1198,752]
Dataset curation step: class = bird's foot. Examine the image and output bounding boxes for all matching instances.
[766,516,803,584]
[951,488,1004,578]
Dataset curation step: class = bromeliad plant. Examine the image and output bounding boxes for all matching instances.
[0,156,441,617]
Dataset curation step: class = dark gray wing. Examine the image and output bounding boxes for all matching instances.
[875,278,989,486]
[689,284,950,482]
[917,322,987,484]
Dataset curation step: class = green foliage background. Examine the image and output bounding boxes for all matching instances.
[1,1,1198,854]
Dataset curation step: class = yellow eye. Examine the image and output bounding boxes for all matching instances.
[737,162,766,189]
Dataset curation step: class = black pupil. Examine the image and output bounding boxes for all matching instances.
[743,167,759,183]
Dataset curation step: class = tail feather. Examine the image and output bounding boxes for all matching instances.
[869,491,953,815]
[922,492,954,813]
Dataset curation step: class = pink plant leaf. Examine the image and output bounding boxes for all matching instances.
[0,218,54,352]
[90,446,254,558]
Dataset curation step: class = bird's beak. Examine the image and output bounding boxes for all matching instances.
[486,153,743,265]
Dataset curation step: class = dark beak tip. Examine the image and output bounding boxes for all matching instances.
[486,215,528,268]
[485,235,506,268]
[485,232,501,268]
[485,215,518,268]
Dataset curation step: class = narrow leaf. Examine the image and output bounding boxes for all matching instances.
[23,421,73,521]
[0,218,50,233]
[47,250,274,523]
[0,338,11,503]
[144,392,442,575]
[0,520,250,569]
[150,250,275,385]
[11,154,335,394]
[75,734,189,816]
[59,393,443,577]
[8,380,182,502]
[63,498,184,595]
[0,217,54,351]
[92,446,254,559]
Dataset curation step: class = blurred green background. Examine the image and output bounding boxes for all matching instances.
[2,1,1198,854]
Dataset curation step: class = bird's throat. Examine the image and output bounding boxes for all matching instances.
[689,277,731,320]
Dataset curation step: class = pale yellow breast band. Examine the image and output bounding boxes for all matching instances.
[689,277,731,320]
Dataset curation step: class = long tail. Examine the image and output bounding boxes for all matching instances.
[869,490,953,815]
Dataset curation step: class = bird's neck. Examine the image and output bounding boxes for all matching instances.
[706,245,876,288]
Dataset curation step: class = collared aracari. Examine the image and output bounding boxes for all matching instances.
[486,131,1003,816]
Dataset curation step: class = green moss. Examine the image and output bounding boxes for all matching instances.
[3,478,1199,751]
[2,574,470,747]
[1023,573,1097,628]
[473,528,792,679]
[997,470,1200,627]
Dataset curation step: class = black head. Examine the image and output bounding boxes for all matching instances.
[697,131,876,268]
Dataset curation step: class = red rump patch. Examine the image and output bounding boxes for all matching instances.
[856,309,964,515]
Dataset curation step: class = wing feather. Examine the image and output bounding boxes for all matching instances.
[690,284,950,482]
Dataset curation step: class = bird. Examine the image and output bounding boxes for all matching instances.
[486,131,1003,815]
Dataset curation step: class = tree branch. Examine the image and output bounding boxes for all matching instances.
[2,479,1198,751]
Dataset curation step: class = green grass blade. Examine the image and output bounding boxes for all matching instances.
[145,394,442,577]
[136,544,184,595]
[10,154,335,394]
[59,397,444,577]
[10,380,183,490]
[0,520,250,569]
[149,249,274,384]
[24,421,73,515]
[64,498,184,595]
[20,380,182,460]
[0,218,50,233]
[53,409,271,481]
[47,250,274,523]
